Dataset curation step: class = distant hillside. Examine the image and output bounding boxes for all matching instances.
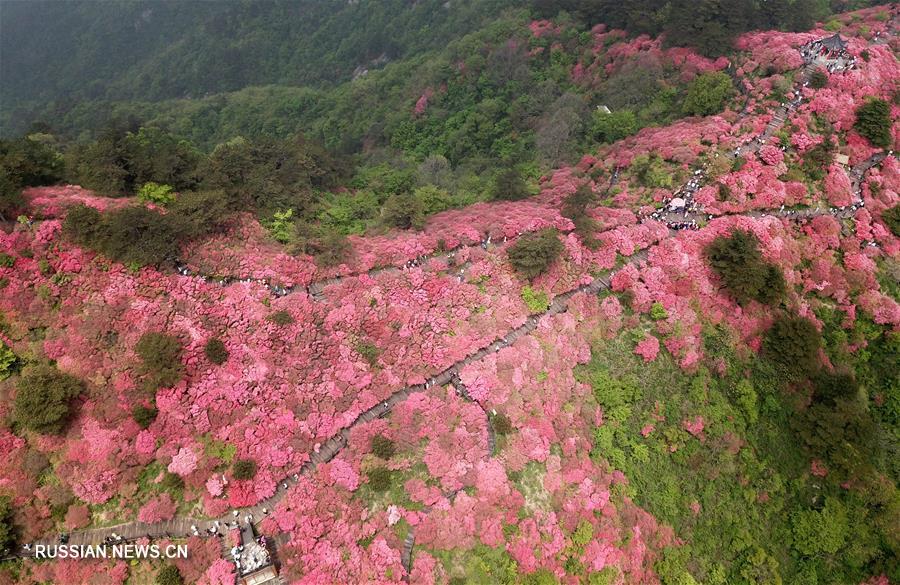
[0,0,516,107]
[1,0,881,139]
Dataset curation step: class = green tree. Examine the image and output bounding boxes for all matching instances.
[13,364,84,434]
[232,459,257,480]
[381,191,424,230]
[809,69,828,89]
[491,412,513,435]
[0,135,65,220]
[491,167,530,201]
[61,204,103,246]
[135,332,185,390]
[882,204,900,237]
[294,221,352,267]
[0,135,64,187]
[267,310,294,326]
[137,182,176,206]
[630,154,673,189]
[367,467,392,491]
[204,338,229,365]
[0,496,14,555]
[650,302,668,320]
[507,228,564,279]
[0,342,17,380]
[132,404,158,429]
[65,123,134,195]
[88,206,183,267]
[415,184,454,215]
[562,185,600,249]
[706,229,785,306]
[853,98,892,149]
[266,208,295,243]
[156,563,184,585]
[791,497,849,556]
[521,285,550,313]
[682,72,732,116]
[763,315,821,377]
[124,126,200,191]
[592,109,639,143]
[371,435,396,459]
[167,189,236,239]
[0,167,27,222]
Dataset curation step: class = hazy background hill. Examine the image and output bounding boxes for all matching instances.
[0,0,516,106]
[1,0,878,141]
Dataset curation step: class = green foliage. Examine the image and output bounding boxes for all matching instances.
[571,520,594,548]
[266,208,295,243]
[415,185,454,215]
[853,98,892,149]
[161,471,184,492]
[705,229,785,306]
[630,154,673,189]
[137,182,176,206]
[65,123,200,195]
[294,221,352,267]
[800,135,835,181]
[763,315,821,378]
[62,204,102,244]
[650,302,668,321]
[561,184,600,249]
[0,135,64,188]
[13,363,84,434]
[371,435,396,459]
[381,191,425,230]
[521,568,559,585]
[267,310,294,326]
[439,544,520,584]
[0,342,17,380]
[135,331,185,390]
[63,204,183,267]
[355,341,381,368]
[166,189,236,237]
[367,467,392,491]
[156,564,184,585]
[881,204,900,237]
[232,458,257,480]
[809,69,828,89]
[592,109,639,143]
[201,135,344,216]
[0,135,64,220]
[733,378,758,424]
[682,72,733,116]
[587,567,618,585]
[491,412,513,435]
[204,338,229,365]
[521,285,550,313]
[204,438,237,464]
[0,496,14,554]
[507,228,563,279]
[132,404,159,429]
[491,167,530,201]
[572,328,898,585]
[791,497,849,556]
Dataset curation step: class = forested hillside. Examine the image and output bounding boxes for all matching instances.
[0,0,516,104]
[0,0,881,140]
